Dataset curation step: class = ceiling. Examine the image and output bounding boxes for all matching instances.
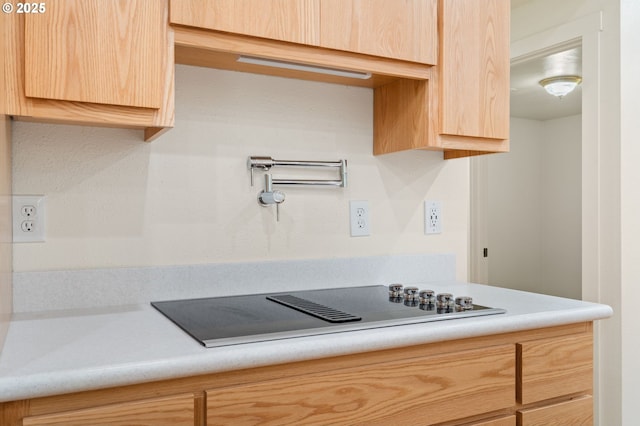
[510,45,582,121]
[509,0,583,121]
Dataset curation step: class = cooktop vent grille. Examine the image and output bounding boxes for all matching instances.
[266,294,362,323]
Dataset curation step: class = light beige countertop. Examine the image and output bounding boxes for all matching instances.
[0,281,612,403]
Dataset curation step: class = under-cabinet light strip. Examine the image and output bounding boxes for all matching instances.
[237,55,372,80]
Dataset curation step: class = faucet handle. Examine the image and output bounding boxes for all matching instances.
[258,174,285,221]
[258,190,285,221]
[258,190,285,205]
[258,174,285,205]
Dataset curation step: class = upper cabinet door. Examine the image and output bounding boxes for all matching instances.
[24,0,166,109]
[439,0,510,140]
[319,0,437,64]
[170,0,320,45]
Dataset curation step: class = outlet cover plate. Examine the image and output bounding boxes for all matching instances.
[349,200,370,237]
[13,195,46,243]
[425,200,442,234]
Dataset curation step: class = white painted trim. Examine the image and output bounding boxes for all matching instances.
[468,156,488,284]
[510,11,603,59]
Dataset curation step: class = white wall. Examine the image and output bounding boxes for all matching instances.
[487,118,543,291]
[0,117,11,351]
[487,115,581,299]
[540,115,582,298]
[511,0,603,41]
[12,65,470,279]
[620,0,640,422]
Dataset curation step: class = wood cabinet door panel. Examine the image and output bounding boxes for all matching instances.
[320,0,437,64]
[207,345,514,425]
[439,0,510,140]
[517,334,593,404]
[21,394,195,426]
[170,0,320,45]
[517,395,593,425]
[24,0,166,109]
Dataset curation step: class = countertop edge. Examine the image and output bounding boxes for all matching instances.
[0,303,613,403]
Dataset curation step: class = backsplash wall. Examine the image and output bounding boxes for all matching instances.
[12,65,470,279]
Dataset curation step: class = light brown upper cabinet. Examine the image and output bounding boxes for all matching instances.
[25,0,165,108]
[374,0,510,158]
[319,0,437,64]
[1,0,174,141]
[172,0,508,158]
[170,0,432,85]
[171,0,437,64]
[438,0,510,141]
[170,0,320,45]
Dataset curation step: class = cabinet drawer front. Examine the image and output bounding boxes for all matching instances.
[207,345,514,425]
[517,334,593,404]
[469,415,516,426]
[22,394,195,426]
[517,395,593,425]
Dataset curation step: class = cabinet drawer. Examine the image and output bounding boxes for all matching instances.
[207,345,514,425]
[467,415,516,426]
[517,395,592,425]
[22,394,195,426]
[517,334,592,404]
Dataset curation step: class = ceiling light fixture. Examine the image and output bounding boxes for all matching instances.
[237,55,372,80]
[539,75,582,98]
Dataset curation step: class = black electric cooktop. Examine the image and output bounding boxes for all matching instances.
[151,285,506,348]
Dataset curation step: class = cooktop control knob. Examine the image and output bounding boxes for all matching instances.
[403,286,419,301]
[455,296,474,311]
[387,286,477,314]
[419,290,435,305]
[436,293,455,309]
[388,284,403,298]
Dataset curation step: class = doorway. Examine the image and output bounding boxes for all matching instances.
[472,42,583,299]
[469,11,602,304]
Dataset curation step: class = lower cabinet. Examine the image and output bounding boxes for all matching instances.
[21,394,195,426]
[207,345,514,425]
[517,334,593,405]
[0,322,594,426]
[516,333,593,425]
[469,416,517,426]
[517,395,593,426]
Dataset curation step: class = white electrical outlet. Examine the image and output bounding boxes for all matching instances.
[13,195,46,243]
[349,200,370,237]
[424,200,442,234]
